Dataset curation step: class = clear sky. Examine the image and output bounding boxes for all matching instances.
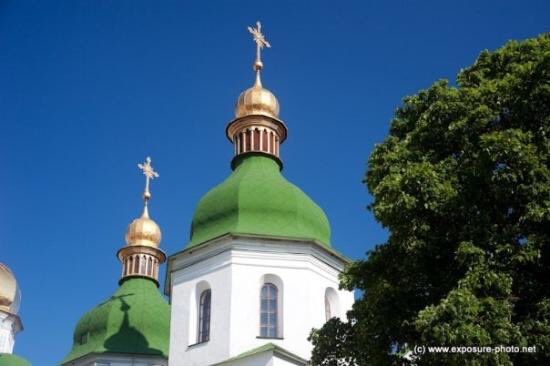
[0,1,548,365]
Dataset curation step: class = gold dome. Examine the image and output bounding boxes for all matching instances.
[125,206,162,248]
[235,83,280,119]
[0,264,20,314]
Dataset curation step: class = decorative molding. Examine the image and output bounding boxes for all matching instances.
[167,235,347,294]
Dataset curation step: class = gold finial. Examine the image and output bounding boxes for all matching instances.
[137,157,159,208]
[248,21,271,87]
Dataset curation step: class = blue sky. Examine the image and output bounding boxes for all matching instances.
[0,1,548,364]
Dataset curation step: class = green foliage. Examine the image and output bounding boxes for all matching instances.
[310,34,550,365]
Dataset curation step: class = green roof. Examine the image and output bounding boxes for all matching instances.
[190,155,331,247]
[0,353,31,366]
[61,278,170,365]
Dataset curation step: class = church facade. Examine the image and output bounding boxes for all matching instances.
[1,22,354,366]
[165,22,354,365]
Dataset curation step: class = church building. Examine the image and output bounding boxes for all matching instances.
[0,21,355,366]
[164,22,354,366]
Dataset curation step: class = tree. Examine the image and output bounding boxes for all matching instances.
[309,34,550,366]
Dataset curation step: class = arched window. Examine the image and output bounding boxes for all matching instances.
[325,293,332,320]
[325,287,340,321]
[198,289,211,343]
[260,283,278,338]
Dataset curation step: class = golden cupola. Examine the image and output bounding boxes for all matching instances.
[235,73,280,119]
[125,206,162,248]
[0,264,20,315]
[117,157,166,285]
[227,21,287,167]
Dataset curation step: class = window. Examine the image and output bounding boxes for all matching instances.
[260,283,278,337]
[325,293,332,320]
[324,287,340,322]
[198,289,211,343]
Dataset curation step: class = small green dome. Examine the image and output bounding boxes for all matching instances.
[190,155,331,247]
[61,278,170,365]
[0,353,31,366]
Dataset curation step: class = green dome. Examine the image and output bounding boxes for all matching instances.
[190,155,331,247]
[61,278,170,365]
[0,354,31,366]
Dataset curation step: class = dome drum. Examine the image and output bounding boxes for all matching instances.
[233,125,280,161]
[117,245,166,285]
[227,111,287,163]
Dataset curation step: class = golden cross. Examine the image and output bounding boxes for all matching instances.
[138,156,159,203]
[248,21,271,71]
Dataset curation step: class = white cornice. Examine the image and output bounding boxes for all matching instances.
[165,235,348,295]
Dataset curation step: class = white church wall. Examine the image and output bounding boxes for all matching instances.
[169,248,233,366]
[167,235,354,366]
[228,238,354,360]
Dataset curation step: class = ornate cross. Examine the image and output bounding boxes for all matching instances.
[138,156,159,202]
[248,21,271,70]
